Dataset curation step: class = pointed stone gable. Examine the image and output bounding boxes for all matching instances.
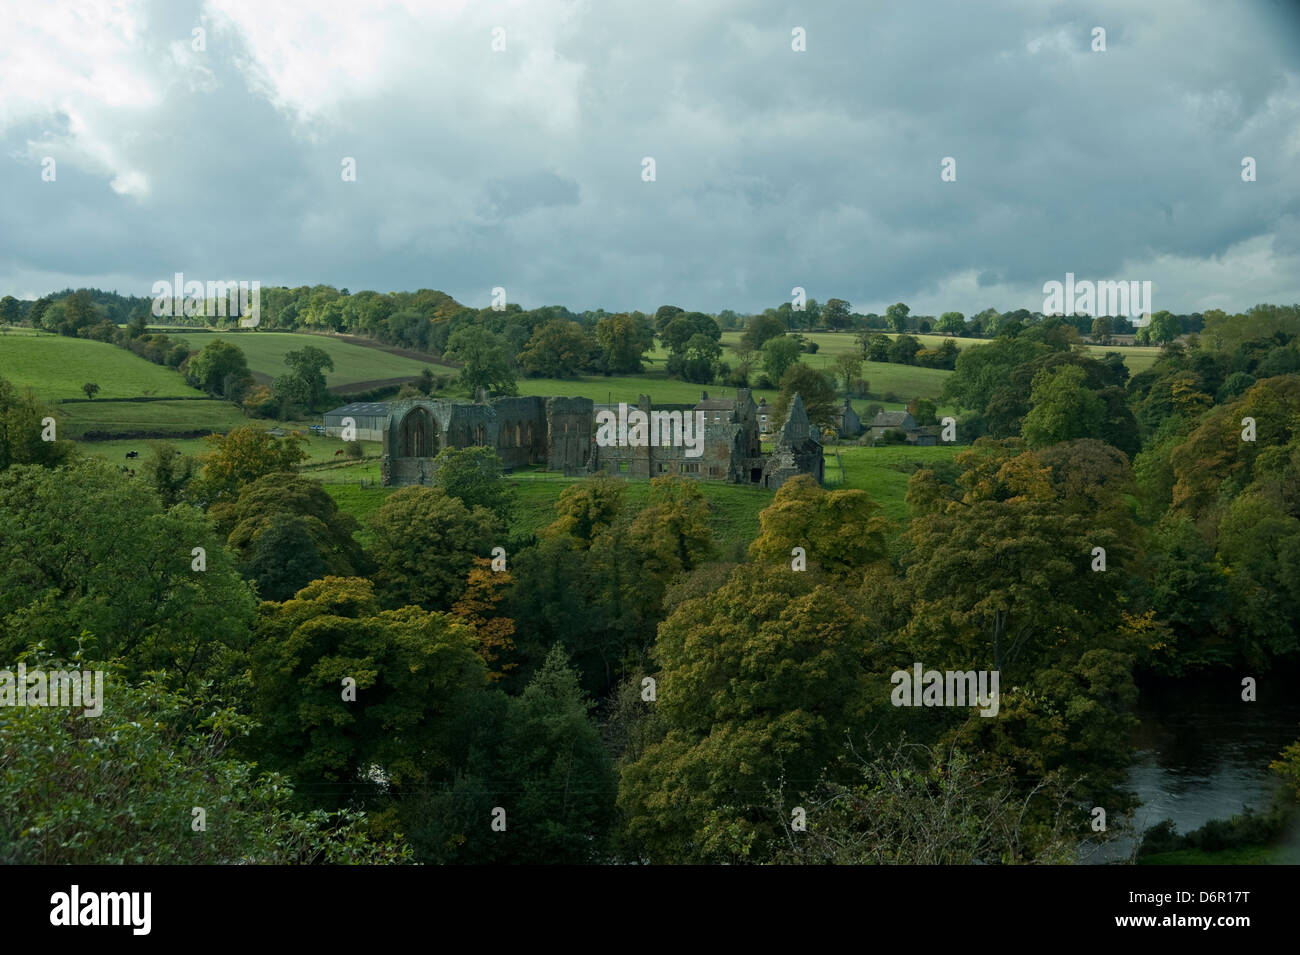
[777,393,811,447]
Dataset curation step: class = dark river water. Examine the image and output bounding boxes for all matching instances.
[1080,671,1300,864]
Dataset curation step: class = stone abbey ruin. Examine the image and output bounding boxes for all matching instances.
[376,388,823,489]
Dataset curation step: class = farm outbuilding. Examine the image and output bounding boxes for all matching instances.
[322,402,389,441]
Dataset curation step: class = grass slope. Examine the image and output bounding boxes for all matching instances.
[0,334,204,400]
[168,330,442,387]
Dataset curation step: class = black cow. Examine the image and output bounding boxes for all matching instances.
[125,450,139,459]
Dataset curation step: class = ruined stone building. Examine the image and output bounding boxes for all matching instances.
[378,395,590,485]
[376,388,823,489]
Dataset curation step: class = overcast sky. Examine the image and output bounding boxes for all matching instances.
[2,0,1298,316]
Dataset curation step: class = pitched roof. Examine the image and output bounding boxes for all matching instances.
[870,411,913,428]
[695,391,738,411]
[324,402,392,417]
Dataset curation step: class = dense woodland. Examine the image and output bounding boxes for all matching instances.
[2,290,1299,864]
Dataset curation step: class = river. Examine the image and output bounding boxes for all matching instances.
[1080,670,1300,864]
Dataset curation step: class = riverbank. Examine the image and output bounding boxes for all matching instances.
[1083,667,1300,864]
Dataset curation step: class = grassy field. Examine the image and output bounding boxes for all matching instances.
[168,330,442,387]
[830,444,962,523]
[49,398,323,441]
[713,330,1163,379]
[514,368,941,419]
[516,366,776,406]
[0,334,205,399]
[322,445,965,555]
[82,434,383,465]
[688,332,955,401]
[54,398,258,437]
[323,467,774,556]
[307,451,384,480]
[0,331,377,443]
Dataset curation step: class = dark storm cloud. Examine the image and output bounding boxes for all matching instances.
[0,0,1297,315]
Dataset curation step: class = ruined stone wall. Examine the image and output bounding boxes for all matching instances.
[761,448,824,490]
[442,403,495,450]
[491,396,548,469]
[544,397,595,474]
[592,416,737,481]
[379,392,822,489]
[386,456,437,487]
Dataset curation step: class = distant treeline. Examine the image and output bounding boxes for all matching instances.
[2,284,1211,355]
[1,286,1226,416]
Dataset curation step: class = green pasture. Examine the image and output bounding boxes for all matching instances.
[323,467,774,557]
[81,433,381,465]
[322,445,965,555]
[515,369,775,407]
[713,330,1162,383]
[0,334,204,400]
[167,331,442,386]
[828,444,963,523]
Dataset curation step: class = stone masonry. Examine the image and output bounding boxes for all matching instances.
[379,388,822,489]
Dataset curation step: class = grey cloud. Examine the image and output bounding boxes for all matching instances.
[0,0,1297,315]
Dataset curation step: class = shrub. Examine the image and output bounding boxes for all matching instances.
[1137,805,1292,858]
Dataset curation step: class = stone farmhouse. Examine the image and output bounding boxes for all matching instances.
[364,388,823,489]
[836,399,863,439]
[865,410,939,446]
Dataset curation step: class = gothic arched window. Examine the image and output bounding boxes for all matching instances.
[399,407,439,457]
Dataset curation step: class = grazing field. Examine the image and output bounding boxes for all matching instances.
[0,331,392,444]
[56,398,255,437]
[0,334,204,399]
[1099,345,1161,373]
[52,398,323,441]
[517,368,937,417]
[82,434,382,465]
[306,451,384,481]
[515,368,777,407]
[168,330,444,387]
[830,444,963,523]
[702,330,956,402]
[714,330,1162,378]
